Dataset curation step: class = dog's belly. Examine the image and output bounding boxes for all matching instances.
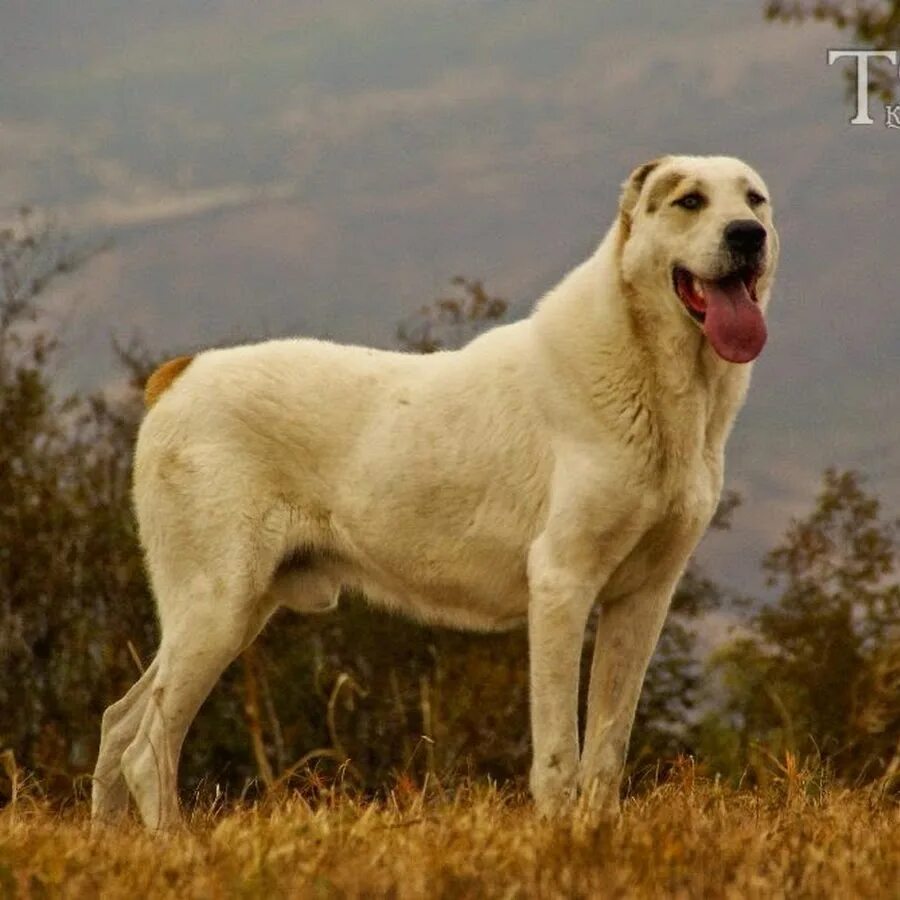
[363,571,531,632]
[290,552,531,632]
[273,487,535,630]
[340,547,528,631]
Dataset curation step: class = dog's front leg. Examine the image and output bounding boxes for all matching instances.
[578,575,679,817]
[526,530,630,817]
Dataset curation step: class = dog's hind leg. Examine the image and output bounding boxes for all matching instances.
[91,656,159,825]
[120,574,275,831]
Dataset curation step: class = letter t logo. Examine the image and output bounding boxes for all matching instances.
[828,49,900,125]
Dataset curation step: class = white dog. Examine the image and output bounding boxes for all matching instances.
[92,155,778,830]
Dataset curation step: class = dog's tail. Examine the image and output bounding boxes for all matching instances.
[144,356,194,409]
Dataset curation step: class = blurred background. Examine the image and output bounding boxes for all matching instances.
[1,1,897,804]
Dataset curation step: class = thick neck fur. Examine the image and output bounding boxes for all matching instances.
[531,222,752,476]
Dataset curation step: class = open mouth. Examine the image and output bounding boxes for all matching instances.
[672,265,767,363]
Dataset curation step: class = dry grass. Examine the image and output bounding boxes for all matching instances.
[0,772,897,899]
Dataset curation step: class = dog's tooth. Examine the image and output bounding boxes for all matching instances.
[692,277,705,298]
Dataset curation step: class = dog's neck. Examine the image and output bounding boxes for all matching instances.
[532,224,753,465]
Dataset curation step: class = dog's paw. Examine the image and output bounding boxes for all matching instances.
[577,774,622,821]
[530,757,578,818]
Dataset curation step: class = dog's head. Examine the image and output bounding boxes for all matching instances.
[618,155,778,364]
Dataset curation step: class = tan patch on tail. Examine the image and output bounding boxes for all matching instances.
[144,355,194,409]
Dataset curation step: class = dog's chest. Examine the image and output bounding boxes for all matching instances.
[604,456,720,601]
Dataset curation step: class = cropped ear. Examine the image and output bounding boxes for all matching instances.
[619,157,667,236]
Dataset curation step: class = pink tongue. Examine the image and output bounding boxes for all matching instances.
[701,276,767,363]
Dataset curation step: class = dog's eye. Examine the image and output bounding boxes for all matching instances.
[747,190,767,207]
[673,192,705,211]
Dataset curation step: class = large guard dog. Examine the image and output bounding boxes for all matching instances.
[93,155,778,830]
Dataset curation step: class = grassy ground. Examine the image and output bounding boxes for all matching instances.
[0,774,897,899]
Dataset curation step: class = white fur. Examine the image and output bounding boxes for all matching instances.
[92,155,778,829]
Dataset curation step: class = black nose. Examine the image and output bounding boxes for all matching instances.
[725,219,766,255]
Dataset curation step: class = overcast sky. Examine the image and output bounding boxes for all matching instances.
[1,0,898,597]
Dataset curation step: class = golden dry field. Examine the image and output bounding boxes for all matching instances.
[1,773,897,899]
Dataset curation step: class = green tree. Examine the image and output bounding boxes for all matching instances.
[705,469,899,783]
